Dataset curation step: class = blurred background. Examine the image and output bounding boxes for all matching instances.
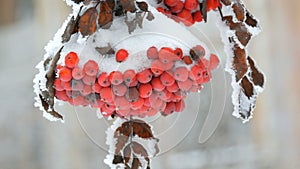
[0,0,299,168]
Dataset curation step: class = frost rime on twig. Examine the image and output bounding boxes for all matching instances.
[218,0,265,122]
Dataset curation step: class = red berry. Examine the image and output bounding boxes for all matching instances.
[145,108,157,117]
[193,11,203,22]
[202,70,211,83]
[144,97,151,107]
[189,85,199,92]
[164,0,180,7]
[105,103,116,111]
[62,81,72,91]
[190,45,206,61]
[163,102,176,115]
[55,90,69,101]
[160,71,175,86]
[209,53,219,70]
[170,1,184,13]
[184,0,198,11]
[157,7,165,13]
[151,77,165,91]
[66,90,80,98]
[150,59,164,76]
[207,0,220,11]
[92,82,102,93]
[137,69,152,83]
[139,83,153,98]
[112,83,127,96]
[83,60,99,76]
[130,97,144,110]
[159,89,172,101]
[109,71,123,85]
[80,85,92,96]
[182,56,193,65]
[125,87,140,102]
[100,87,114,103]
[116,49,129,62]
[72,67,85,80]
[82,75,96,85]
[114,96,131,110]
[174,67,189,82]
[123,69,137,87]
[163,61,175,71]
[177,9,192,20]
[166,82,179,92]
[140,105,151,114]
[70,95,88,106]
[59,67,72,82]
[97,72,111,87]
[100,105,114,117]
[175,100,185,112]
[149,92,163,111]
[147,46,158,59]
[65,52,79,69]
[71,80,84,91]
[90,99,104,108]
[158,47,177,63]
[116,108,131,117]
[174,48,183,60]
[177,79,193,91]
[54,79,64,91]
[189,65,202,80]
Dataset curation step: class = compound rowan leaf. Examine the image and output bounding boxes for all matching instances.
[99,1,113,29]
[79,7,98,36]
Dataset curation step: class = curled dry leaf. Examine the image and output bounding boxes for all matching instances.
[39,47,64,120]
[99,1,114,29]
[79,7,98,36]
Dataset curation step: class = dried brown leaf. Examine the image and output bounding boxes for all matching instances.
[79,7,98,36]
[232,3,245,21]
[241,76,253,98]
[95,44,115,55]
[99,2,113,29]
[232,45,248,81]
[119,0,137,13]
[146,11,155,21]
[247,56,264,87]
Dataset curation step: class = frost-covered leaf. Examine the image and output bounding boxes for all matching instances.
[99,1,114,29]
[105,118,159,169]
[218,0,265,122]
[79,7,98,36]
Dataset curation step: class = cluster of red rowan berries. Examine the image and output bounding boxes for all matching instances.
[157,0,221,26]
[54,45,219,118]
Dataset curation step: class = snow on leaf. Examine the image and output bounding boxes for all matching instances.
[79,7,98,36]
[105,118,158,169]
[218,0,265,122]
[99,1,114,29]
